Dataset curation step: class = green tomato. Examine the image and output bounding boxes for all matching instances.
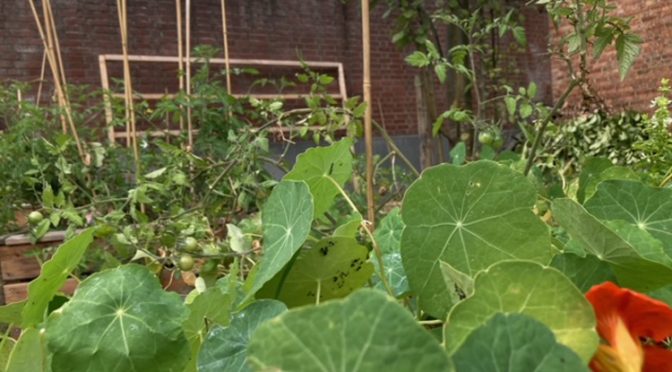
[478,131,494,145]
[178,254,195,271]
[201,259,218,274]
[184,237,199,252]
[28,211,44,225]
[491,134,504,150]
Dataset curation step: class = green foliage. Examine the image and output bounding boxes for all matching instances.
[22,228,95,327]
[246,180,314,299]
[401,161,551,317]
[45,264,190,372]
[452,313,588,372]
[284,139,353,217]
[198,300,287,372]
[444,261,598,362]
[247,289,453,371]
[258,237,373,307]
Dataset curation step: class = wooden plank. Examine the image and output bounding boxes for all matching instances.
[1,256,40,281]
[3,278,78,304]
[101,54,343,69]
[5,231,65,246]
[111,93,343,100]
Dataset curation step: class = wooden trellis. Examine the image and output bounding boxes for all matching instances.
[99,54,348,143]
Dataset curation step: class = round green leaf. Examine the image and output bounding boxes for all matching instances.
[401,161,551,317]
[550,253,617,292]
[585,180,672,256]
[284,139,353,217]
[374,207,404,254]
[258,237,373,307]
[444,260,597,362]
[198,300,287,372]
[372,252,409,297]
[452,313,588,372]
[248,289,453,371]
[247,180,314,299]
[553,198,672,292]
[45,264,190,372]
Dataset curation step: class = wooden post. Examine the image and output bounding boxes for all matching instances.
[221,0,232,94]
[415,73,434,168]
[361,0,375,226]
[176,0,185,131]
[185,0,193,150]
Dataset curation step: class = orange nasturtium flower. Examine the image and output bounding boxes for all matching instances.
[586,282,672,372]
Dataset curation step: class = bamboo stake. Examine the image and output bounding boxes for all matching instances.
[220,0,232,94]
[29,0,66,133]
[27,0,85,160]
[176,0,185,131]
[361,0,375,226]
[185,0,193,150]
[35,49,47,106]
[116,0,141,174]
[44,0,68,95]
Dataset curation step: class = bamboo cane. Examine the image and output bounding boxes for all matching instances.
[185,0,193,150]
[44,0,68,96]
[35,49,47,106]
[116,0,141,174]
[220,0,232,94]
[361,0,375,226]
[27,0,85,160]
[176,0,185,131]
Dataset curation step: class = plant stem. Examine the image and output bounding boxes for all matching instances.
[372,120,420,176]
[659,168,672,188]
[523,80,578,175]
[315,280,321,305]
[325,176,394,296]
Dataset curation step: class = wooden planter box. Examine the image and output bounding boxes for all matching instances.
[0,231,194,304]
[0,231,72,304]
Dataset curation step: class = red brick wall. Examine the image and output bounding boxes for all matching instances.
[0,1,551,135]
[550,0,672,112]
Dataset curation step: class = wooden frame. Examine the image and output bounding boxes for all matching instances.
[99,54,348,143]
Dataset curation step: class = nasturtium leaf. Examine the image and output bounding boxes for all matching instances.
[401,161,552,317]
[440,260,474,300]
[444,260,597,362]
[576,157,612,204]
[0,336,16,371]
[183,287,234,372]
[372,252,409,297]
[585,180,672,255]
[248,289,453,371]
[0,301,25,326]
[373,207,404,253]
[45,264,190,372]
[452,313,588,372]
[553,198,672,292]
[258,237,373,307]
[333,213,362,238]
[284,139,353,217]
[450,142,466,165]
[580,166,639,203]
[649,286,672,307]
[550,253,617,292]
[198,300,287,372]
[6,328,44,372]
[22,228,95,327]
[247,180,314,300]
